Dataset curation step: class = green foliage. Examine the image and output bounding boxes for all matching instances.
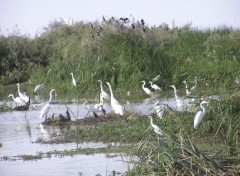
[65,118,150,143]
[127,132,232,175]
[1,19,239,95]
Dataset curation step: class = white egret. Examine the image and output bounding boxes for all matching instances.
[34,84,45,93]
[152,74,160,82]
[149,81,161,91]
[70,72,77,87]
[194,101,208,128]
[8,94,26,106]
[39,89,56,120]
[16,83,26,102]
[141,81,152,95]
[170,85,184,108]
[153,101,165,119]
[182,80,190,96]
[48,89,56,103]
[106,82,124,116]
[39,102,50,120]
[148,116,163,135]
[23,92,30,103]
[97,80,110,100]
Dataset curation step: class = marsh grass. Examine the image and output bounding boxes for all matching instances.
[2,19,239,96]
[127,131,239,175]
[209,94,240,157]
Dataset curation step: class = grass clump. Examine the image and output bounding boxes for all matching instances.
[127,131,240,175]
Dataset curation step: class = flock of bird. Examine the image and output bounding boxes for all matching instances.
[89,15,148,39]
[140,75,208,135]
[7,72,208,136]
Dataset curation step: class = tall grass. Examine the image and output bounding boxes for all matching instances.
[1,19,239,95]
[127,131,236,175]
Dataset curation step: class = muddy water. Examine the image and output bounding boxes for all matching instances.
[0,92,190,175]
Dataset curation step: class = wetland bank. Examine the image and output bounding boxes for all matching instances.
[1,17,240,175]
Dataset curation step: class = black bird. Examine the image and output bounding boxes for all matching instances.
[142,27,146,32]
[123,17,129,23]
[140,19,145,26]
[66,108,71,121]
[93,111,98,118]
[102,108,106,115]
[89,23,94,29]
[102,16,106,21]
[119,17,129,23]
[111,16,115,21]
[99,26,104,31]
[131,23,135,29]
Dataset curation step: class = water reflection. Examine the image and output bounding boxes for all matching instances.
[0,92,196,175]
[0,154,132,176]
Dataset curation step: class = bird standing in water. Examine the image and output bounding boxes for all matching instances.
[106,82,123,116]
[39,89,56,120]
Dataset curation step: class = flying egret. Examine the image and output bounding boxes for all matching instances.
[148,116,163,135]
[170,85,184,108]
[141,81,152,95]
[97,80,110,100]
[194,101,208,128]
[182,81,190,96]
[16,83,26,102]
[34,84,45,93]
[149,81,161,91]
[106,82,124,116]
[70,73,77,87]
[8,94,26,106]
[152,74,160,82]
[39,102,50,120]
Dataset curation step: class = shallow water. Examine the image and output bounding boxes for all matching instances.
[0,154,132,176]
[0,92,193,175]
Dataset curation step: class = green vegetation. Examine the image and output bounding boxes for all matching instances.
[127,132,240,175]
[1,19,239,96]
